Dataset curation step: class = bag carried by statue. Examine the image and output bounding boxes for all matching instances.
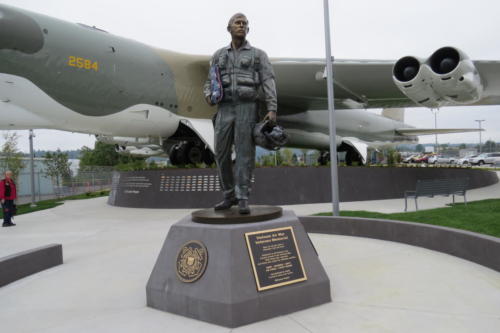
[209,64,223,105]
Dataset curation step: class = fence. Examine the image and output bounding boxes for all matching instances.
[52,170,114,198]
[16,168,114,204]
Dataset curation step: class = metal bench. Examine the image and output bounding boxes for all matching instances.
[404,178,468,211]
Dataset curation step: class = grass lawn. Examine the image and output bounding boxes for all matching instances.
[315,199,500,238]
[1,190,110,218]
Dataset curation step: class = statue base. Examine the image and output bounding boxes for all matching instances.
[146,210,331,328]
[191,205,283,224]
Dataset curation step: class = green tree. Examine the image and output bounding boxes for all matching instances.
[43,149,72,188]
[484,140,497,152]
[0,132,25,179]
[387,150,402,164]
[308,150,320,165]
[274,150,284,165]
[258,154,276,167]
[299,149,309,164]
[459,143,467,149]
[280,148,294,165]
[80,141,144,168]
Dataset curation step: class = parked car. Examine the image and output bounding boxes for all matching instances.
[439,156,456,164]
[470,153,493,165]
[484,152,500,165]
[428,155,456,164]
[414,154,433,163]
[457,155,477,165]
[402,154,419,163]
[428,155,439,164]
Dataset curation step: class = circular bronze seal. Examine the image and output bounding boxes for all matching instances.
[175,240,208,283]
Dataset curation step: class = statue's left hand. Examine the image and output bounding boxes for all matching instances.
[264,111,277,123]
[205,96,214,106]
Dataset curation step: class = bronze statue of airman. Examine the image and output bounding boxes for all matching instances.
[204,13,277,214]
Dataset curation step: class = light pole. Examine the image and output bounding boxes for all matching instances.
[29,129,37,207]
[431,109,439,154]
[475,119,485,153]
[323,0,340,216]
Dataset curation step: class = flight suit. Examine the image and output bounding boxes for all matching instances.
[204,41,277,201]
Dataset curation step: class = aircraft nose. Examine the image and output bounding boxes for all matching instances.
[0,5,44,54]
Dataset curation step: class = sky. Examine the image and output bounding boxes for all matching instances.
[1,0,499,152]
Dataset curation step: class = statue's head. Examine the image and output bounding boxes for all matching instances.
[227,13,249,39]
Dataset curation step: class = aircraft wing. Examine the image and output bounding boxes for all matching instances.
[395,128,482,136]
[272,57,500,114]
[273,59,400,113]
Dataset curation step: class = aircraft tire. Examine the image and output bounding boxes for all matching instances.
[318,151,330,165]
[203,149,215,165]
[169,143,187,166]
[346,149,361,166]
[184,142,204,165]
[168,145,180,165]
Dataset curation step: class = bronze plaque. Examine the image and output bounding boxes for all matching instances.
[245,226,307,291]
[175,240,208,283]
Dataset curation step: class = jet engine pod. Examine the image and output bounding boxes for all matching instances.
[128,147,163,157]
[115,145,134,155]
[392,56,442,108]
[97,135,160,147]
[115,145,163,157]
[427,47,483,104]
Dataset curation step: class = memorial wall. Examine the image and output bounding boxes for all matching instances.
[108,167,499,208]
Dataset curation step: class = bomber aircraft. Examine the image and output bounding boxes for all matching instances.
[0,4,497,165]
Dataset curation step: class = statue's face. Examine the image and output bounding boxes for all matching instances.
[228,16,249,39]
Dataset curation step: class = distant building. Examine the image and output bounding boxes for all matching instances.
[459,148,478,157]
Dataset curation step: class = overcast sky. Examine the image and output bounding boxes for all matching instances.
[1,0,499,152]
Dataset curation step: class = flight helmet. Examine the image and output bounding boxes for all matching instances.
[253,120,289,150]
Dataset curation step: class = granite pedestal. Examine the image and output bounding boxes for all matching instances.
[146,210,331,328]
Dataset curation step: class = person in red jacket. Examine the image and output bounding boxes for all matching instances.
[1,170,17,227]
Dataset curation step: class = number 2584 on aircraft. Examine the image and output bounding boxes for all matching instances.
[67,56,99,71]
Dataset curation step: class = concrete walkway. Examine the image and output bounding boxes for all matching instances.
[0,195,499,332]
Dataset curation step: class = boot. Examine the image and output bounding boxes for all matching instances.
[238,199,250,215]
[214,198,238,210]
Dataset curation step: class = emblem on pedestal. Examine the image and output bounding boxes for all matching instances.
[175,240,208,283]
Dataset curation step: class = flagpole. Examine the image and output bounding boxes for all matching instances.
[323,0,340,216]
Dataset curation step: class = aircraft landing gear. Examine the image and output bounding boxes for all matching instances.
[345,149,362,166]
[318,151,330,165]
[169,141,214,166]
[318,146,363,166]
